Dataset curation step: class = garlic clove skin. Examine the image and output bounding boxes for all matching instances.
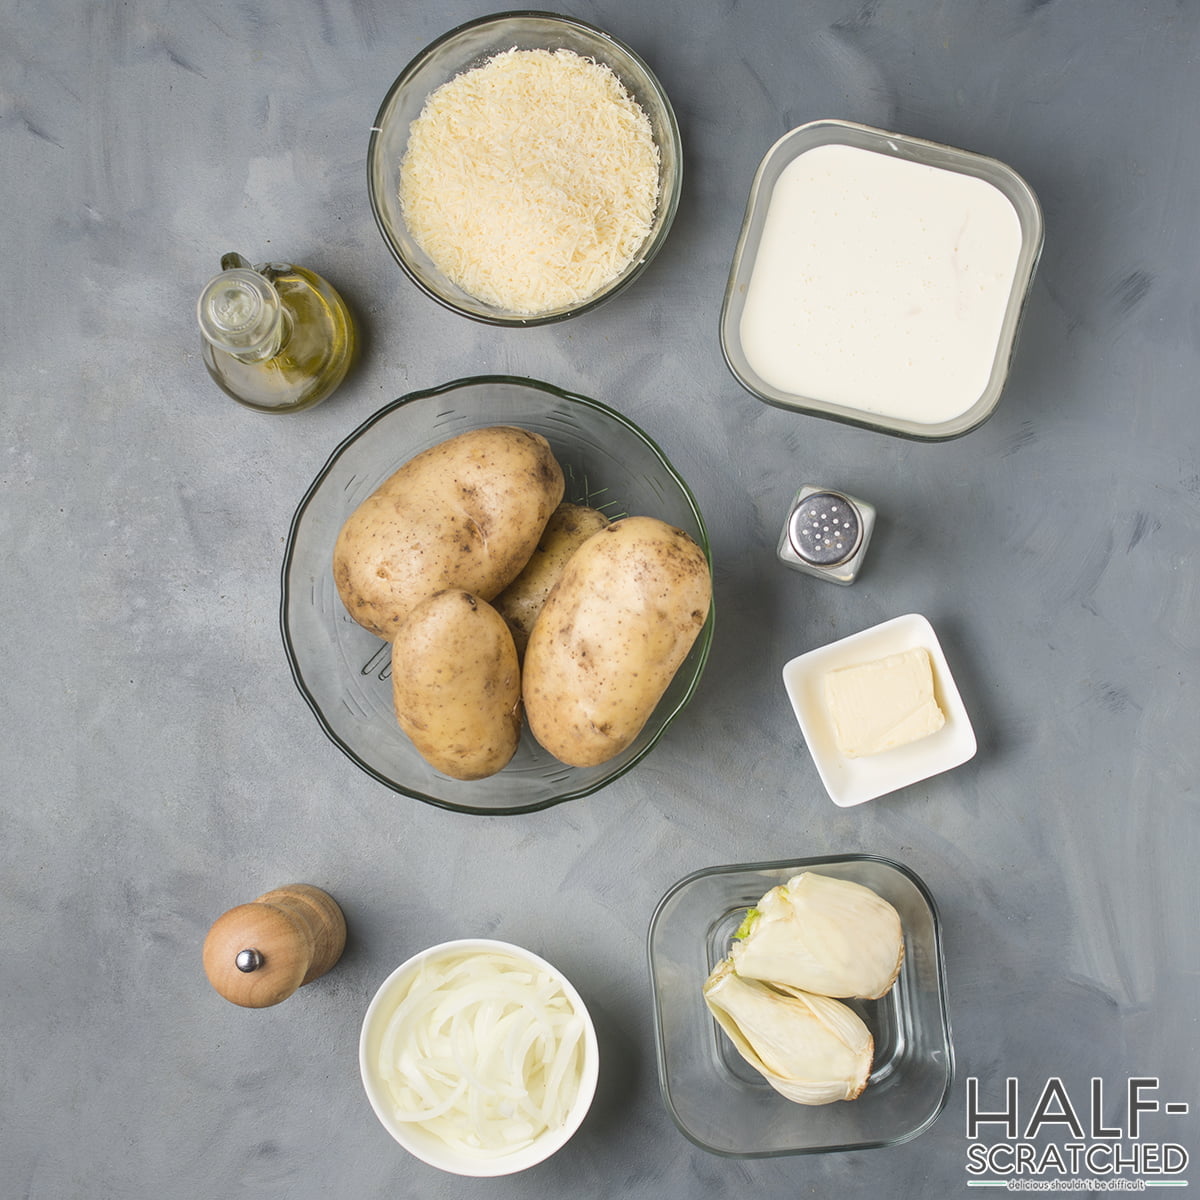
[729,872,904,1000]
[702,959,873,1105]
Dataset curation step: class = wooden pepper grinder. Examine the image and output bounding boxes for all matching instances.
[203,884,347,1008]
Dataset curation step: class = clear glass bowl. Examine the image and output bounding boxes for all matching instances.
[280,376,713,814]
[648,854,953,1157]
[367,11,683,326]
[721,119,1044,440]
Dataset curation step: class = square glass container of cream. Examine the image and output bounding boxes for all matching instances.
[721,120,1044,440]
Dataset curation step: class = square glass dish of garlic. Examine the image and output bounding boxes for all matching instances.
[648,854,953,1157]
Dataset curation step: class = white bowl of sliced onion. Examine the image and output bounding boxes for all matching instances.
[359,938,600,1176]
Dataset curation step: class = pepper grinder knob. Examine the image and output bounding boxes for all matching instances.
[202,884,347,1009]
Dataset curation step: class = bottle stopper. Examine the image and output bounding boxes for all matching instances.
[202,884,347,1009]
[777,485,876,585]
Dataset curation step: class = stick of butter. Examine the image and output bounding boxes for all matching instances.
[824,647,946,757]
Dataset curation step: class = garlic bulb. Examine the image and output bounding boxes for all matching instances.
[729,872,904,1000]
[702,959,873,1105]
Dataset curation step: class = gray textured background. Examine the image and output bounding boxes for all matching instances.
[3,1,1197,1197]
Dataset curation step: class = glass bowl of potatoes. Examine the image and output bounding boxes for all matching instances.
[281,375,713,814]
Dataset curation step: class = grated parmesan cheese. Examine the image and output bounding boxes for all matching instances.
[399,47,661,315]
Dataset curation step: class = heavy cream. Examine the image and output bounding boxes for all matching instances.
[738,142,1024,425]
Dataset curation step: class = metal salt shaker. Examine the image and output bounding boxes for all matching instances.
[777,485,876,585]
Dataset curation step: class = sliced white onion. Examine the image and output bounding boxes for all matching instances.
[376,950,587,1158]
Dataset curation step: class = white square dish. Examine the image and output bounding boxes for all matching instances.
[781,613,976,806]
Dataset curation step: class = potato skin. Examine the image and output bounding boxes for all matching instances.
[333,426,564,640]
[390,589,522,781]
[523,516,712,768]
[493,502,611,656]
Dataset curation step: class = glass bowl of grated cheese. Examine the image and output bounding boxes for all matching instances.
[367,11,682,325]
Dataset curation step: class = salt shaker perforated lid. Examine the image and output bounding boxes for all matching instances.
[777,485,875,585]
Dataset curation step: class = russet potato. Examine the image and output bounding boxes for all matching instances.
[333,426,564,640]
[522,516,712,768]
[390,589,522,780]
[492,502,611,656]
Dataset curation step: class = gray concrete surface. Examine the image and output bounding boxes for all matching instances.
[3,1,1197,1197]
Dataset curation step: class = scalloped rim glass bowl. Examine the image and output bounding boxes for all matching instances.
[648,854,954,1158]
[280,375,713,814]
[359,938,600,1176]
[367,10,683,326]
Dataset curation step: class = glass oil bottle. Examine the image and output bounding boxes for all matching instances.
[197,252,357,413]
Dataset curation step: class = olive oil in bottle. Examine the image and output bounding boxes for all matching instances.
[197,252,357,413]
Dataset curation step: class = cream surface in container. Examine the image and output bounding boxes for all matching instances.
[722,121,1043,439]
